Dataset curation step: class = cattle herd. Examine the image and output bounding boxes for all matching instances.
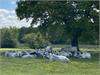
[0,46,91,63]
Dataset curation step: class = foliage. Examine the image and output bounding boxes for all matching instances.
[18,27,39,43]
[0,49,99,75]
[0,27,18,48]
[16,1,99,47]
[22,32,49,48]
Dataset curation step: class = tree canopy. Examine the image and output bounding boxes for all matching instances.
[16,0,99,50]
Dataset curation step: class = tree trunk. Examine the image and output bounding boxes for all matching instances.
[71,28,80,51]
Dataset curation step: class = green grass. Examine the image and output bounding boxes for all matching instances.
[0,47,100,75]
[0,47,99,52]
[0,44,99,52]
[0,52,99,75]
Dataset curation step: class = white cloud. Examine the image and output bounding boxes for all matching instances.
[0,9,32,28]
[0,9,9,14]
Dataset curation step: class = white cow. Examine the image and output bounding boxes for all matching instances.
[22,54,34,58]
[59,51,72,57]
[79,52,91,59]
[5,51,18,57]
[70,47,77,51]
[45,46,52,51]
[22,52,34,58]
[49,53,70,63]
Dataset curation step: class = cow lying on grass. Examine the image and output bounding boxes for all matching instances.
[0,46,92,63]
[49,53,70,63]
[79,52,91,59]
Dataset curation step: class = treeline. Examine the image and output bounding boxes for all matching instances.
[0,26,99,48]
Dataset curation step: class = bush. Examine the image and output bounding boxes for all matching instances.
[22,32,49,49]
[1,28,17,48]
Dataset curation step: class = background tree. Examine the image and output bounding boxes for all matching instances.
[16,1,99,50]
[18,26,39,43]
[1,27,18,48]
[18,27,28,43]
[22,32,49,49]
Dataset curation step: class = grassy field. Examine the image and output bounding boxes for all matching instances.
[0,47,100,75]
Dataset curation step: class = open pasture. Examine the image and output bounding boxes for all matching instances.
[0,47,100,75]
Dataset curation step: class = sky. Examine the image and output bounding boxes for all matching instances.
[0,0,32,28]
